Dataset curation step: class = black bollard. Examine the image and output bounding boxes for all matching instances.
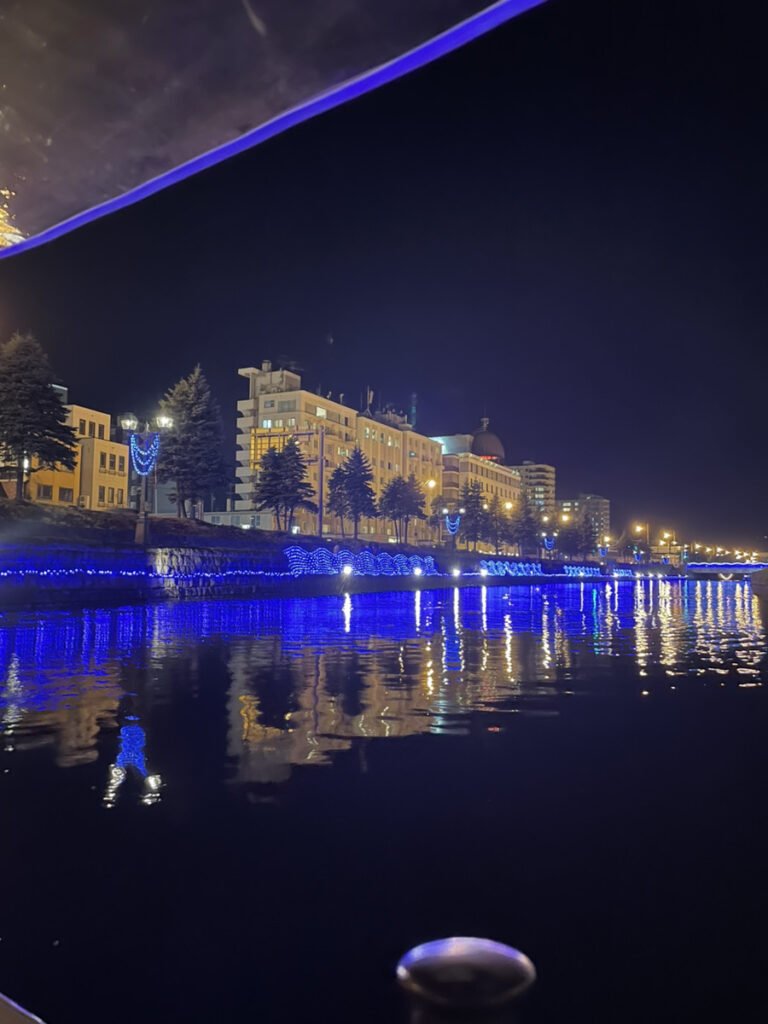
[397,937,536,1024]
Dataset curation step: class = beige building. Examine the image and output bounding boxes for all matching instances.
[27,402,129,511]
[431,419,523,512]
[231,361,443,542]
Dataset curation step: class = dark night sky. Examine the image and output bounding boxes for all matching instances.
[0,0,765,545]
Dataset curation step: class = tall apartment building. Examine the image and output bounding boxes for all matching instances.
[232,361,443,542]
[431,419,522,511]
[31,403,130,510]
[557,493,611,539]
[510,461,556,516]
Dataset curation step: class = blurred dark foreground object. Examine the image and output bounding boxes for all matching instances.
[398,937,536,1022]
[0,937,535,1024]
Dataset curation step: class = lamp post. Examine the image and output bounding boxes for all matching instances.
[122,413,173,546]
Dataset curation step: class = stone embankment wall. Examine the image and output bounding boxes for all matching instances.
[0,540,672,609]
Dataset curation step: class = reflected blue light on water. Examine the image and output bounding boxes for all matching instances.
[0,580,765,778]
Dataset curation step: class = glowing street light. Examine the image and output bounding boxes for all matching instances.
[504,501,513,511]
[426,479,436,490]
[155,413,174,430]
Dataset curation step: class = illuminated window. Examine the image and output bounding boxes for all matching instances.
[316,407,327,419]
[262,418,272,428]
[263,400,275,409]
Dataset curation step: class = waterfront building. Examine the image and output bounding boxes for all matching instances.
[230,361,443,542]
[431,419,522,512]
[1,393,130,511]
[510,461,556,517]
[557,493,611,538]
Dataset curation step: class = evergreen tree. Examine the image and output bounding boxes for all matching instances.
[0,333,77,500]
[556,524,582,557]
[279,437,317,532]
[459,481,485,550]
[253,446,285,529]
[341,448,377,540]
[579,515,598,556]
[511,500,541,555]
[483,494,509,554]
[380,476,409,543]
[402,474,427,544]
[158,366,226,517]
[326,465,350,537]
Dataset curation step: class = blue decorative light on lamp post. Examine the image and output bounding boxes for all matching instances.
[120,412,172,545]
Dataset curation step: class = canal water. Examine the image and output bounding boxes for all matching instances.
[1,580,767,1024]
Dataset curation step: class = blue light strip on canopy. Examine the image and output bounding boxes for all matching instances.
[0,0,547,259]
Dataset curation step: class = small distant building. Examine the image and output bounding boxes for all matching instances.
[557,493,611,539]
[431,418,522,512]
[510,461,556,517]
[1,392,130,511]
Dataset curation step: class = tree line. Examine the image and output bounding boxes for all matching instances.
[254,443,427,542]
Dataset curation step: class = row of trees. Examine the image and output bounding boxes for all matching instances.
[254,444,428,542]
[452,481,598,556]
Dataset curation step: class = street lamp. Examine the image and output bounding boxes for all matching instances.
[426,478,436,490]
[127,413,174,545]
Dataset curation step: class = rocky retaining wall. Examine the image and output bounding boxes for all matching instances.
[0,542,673,609]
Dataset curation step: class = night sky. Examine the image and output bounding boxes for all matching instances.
[0,0,765,545]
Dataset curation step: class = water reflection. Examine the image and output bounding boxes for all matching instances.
[0,581,765,787]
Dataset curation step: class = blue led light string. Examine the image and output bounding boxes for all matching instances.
[445,514,461,536]
[130,433,160,476]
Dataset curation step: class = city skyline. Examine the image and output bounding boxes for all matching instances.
[0,0,765,545]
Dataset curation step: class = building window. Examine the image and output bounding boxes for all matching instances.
[88,421,96,437]
[99,452,106,470]
[98,424,105,439]
[98,486,105,505]
[262,418,272,429]
[277,400,295,412]
[263,400,275,410]
[78,418,86,435]
[109,453,116,472]
[36,484,53,500]
[58,487,74,503]
[315,406,327,419]
[118,455,125,473]
[117,489,124,504]
[108,487,115,503]
[287,418,296,427]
